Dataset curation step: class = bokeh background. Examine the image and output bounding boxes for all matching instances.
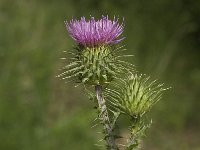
[0,0,200,150]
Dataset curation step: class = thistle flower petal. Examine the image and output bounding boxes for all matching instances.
[65,16,124,47]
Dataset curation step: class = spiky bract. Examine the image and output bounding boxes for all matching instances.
[57,46,133,85]
[105,74,166,117]
[79,46,116,85]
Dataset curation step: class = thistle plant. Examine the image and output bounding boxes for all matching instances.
[57,16,168,150]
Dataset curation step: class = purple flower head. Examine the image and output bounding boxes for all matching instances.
[65,16,125,48]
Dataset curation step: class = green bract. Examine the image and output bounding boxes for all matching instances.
[105,74,167,117]
[58,45,134,85]
[79,46,116,85]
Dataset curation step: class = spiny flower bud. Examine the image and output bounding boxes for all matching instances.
[105,73,168,117]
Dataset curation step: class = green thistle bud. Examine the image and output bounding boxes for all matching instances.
[105,73,168,117]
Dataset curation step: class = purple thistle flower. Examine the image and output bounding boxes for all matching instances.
[65,16,125,48]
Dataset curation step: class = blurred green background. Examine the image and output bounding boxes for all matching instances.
[0,0,200,150]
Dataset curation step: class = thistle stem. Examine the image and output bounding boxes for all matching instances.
[95,85,118,150]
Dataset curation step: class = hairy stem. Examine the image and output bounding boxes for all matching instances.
[95,85,118,150]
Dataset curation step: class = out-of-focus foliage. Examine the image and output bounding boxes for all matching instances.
[0,0,199,150]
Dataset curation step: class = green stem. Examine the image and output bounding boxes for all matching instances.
[95,85,119,150]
